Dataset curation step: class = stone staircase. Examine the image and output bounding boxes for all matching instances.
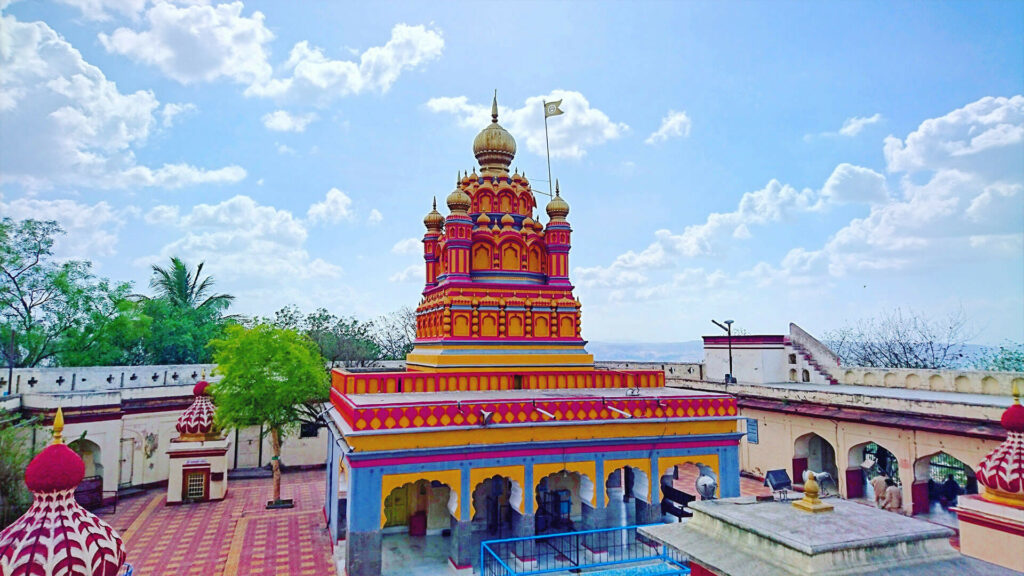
[786,338,839,385]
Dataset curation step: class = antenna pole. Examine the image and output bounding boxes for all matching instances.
[544,109,554,198]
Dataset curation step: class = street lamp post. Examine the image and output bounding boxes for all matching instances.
[711,319,735,383]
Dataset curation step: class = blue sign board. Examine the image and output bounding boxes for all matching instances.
[746,418,759,444]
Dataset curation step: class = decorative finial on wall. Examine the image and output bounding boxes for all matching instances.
[491,89,499,123]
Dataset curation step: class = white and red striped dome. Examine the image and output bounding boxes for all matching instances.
[976,393,1024,509]
[0,410,127,576]
[176,380,218,440]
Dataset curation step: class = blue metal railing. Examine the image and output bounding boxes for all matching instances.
[480,524,690,576]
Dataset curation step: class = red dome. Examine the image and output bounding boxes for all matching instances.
[25,444,85,493]
[193,380,211,396]
[1001,402,1024,433]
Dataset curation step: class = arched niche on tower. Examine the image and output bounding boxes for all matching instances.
[476,191,494,213]
[559,315,575,338]
[497,191,514,214]
[472,242,494,272]
[527,244,545,273]
[499,239,524,271]
[535,315,550,338]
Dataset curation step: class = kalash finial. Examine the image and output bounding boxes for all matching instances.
[491,89,499,123]
[433,196,437,210]
[555,179,561,196]
[52,407,65,445]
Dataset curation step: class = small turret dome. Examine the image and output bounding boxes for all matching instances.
[473,91,516,173]
[501,213,515,227]
[424,197,444,230]
[476,213,491,226]
[546,180,570,221]
[446,177,471,213]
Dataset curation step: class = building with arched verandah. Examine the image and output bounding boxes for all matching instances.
[323,95,743,576]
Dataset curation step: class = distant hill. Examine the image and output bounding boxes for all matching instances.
[588,341,704,363]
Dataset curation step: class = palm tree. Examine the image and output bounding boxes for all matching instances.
[148,257,234,311]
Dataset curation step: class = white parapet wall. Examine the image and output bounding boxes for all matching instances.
[1,364,328,496]
[837,366,1023,396]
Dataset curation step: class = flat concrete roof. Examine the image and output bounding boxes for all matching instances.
[640,497,1019,576]
[753,381,1012,408]
[343,386,729,407]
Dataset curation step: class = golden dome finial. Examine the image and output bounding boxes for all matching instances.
[1014,380,1021,405]
[52,407,65,445]
[424,195,445,229]
[474,91,516,173]
[546,179,569,221]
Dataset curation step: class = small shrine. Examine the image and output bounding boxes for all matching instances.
[954,382,1024,572]
[166,380,230,504]
[0,408,129,576]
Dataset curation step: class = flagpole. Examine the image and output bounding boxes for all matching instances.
[544,103,554,198]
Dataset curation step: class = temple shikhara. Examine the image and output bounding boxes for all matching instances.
[324,96,744,576]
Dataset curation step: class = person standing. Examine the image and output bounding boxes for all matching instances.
[870,474,889,507]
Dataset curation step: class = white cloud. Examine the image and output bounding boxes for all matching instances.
[307,188,354,224]
[0,14,245,190]
[262,110,317,132]
[1,195,132,259]
[145,195,341,281]
[100,2,275,86]
[389,264,421,283]
[160,102,197,127]
[883,95,1024,176]
[55,0,147,21]
[426,90,628,159]
[276,143,296,155]
[367,209,383,224]
[247,23,443,104]
[144,204,180,224]
[391,237,421,255]
[839,113,883,137]
[820,163,888,204]
[645,110,691,145]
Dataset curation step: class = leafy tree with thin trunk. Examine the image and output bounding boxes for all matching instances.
[1,218,137,367]
[210,324,328,505]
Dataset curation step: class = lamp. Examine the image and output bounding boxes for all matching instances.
[711,319,736,383]
[764,469,792,500]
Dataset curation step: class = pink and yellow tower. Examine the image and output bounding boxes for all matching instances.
[408,94,591,372]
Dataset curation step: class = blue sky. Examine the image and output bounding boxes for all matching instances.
[2,0,1022,344]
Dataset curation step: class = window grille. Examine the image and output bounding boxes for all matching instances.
[186,472,205,500]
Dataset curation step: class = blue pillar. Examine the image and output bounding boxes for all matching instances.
[719,445,741,498]
[324,435,337,540]
[346,466,383,576]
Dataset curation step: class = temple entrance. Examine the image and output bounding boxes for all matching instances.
[912,451,977,518]
[793,433,837,485]
[383,480,455,536]
[69,439,104,510]
[535,470,592,534]
[472,475,522,538]
[605,465,651,527]
[846,441,900,500]
[660,464,700,522]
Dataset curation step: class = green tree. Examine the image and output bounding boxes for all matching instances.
[261,305,380,367]
[147,257,234,311]
[0,412,38,529]
[1,218,136,367]
[210,324,328,504]
[138,257,235,364]
[978,342,1024,372]
[825,308,975,369]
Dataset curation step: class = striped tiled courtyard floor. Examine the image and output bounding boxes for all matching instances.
[104,468,334,576]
